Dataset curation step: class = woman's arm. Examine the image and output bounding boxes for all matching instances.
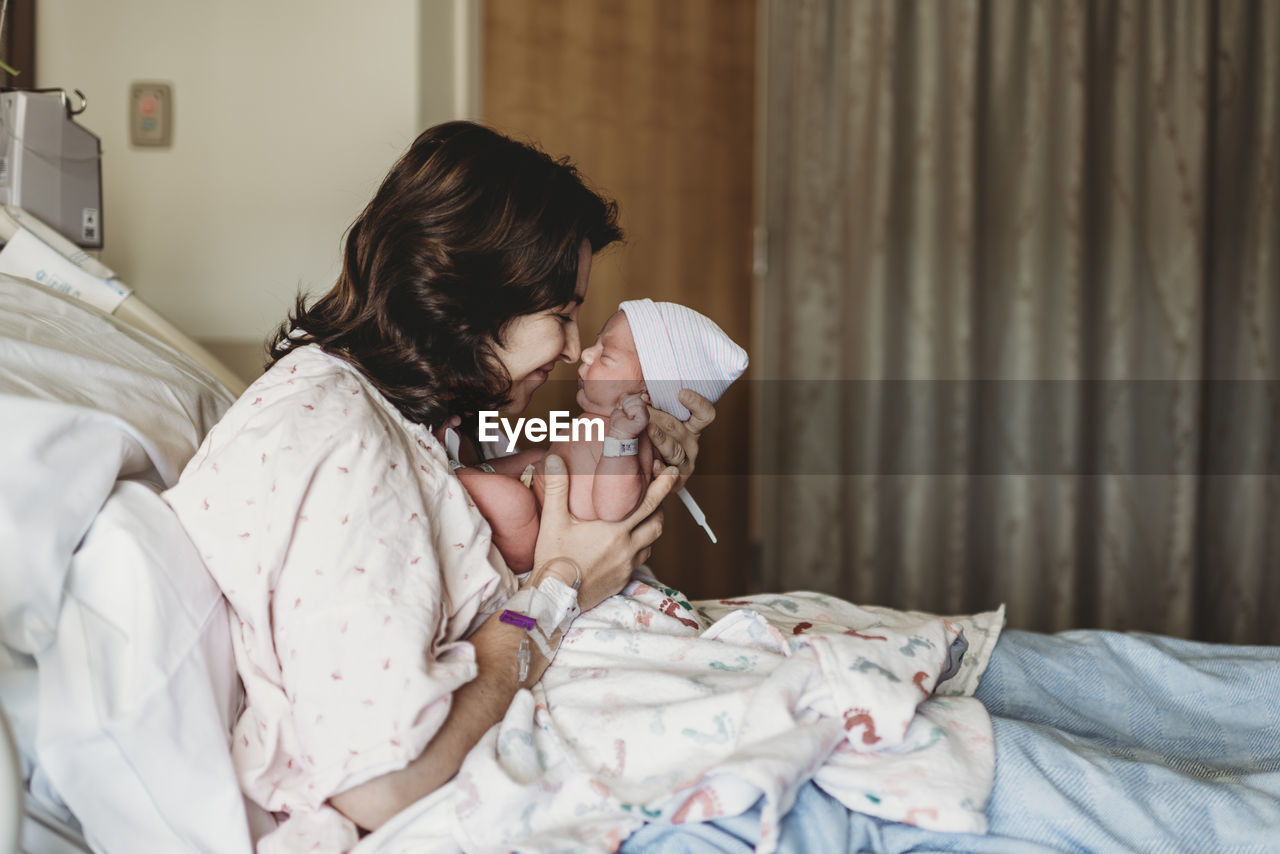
[327,611,538,829]
[328,455,678,830]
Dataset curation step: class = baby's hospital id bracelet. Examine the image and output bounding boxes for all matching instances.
[602,435,639,457]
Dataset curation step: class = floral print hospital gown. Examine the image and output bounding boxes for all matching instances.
[165,344,516,851]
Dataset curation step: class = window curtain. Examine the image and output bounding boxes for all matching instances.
[756,0,1279,643]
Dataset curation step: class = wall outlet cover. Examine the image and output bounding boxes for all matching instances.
[129,82,172,147]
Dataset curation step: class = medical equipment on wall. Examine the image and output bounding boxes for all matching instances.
[0,89,102,249]
[0,86,244,395]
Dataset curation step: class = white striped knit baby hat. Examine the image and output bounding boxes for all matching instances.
[617,299,749,421]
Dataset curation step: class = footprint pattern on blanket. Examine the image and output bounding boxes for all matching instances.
[681,712,733,746]
[453,579,1006,854]
[850,657,901,682]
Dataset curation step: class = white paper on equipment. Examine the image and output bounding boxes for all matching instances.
[0,227,130,312]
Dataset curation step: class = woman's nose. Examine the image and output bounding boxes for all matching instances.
[562,327,583,363]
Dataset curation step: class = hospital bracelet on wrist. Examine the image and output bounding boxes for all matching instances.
[500,558,583,683]
[602,435,639,457]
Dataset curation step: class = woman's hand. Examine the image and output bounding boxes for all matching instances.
[534,453,678,611]
[646,389,716,491]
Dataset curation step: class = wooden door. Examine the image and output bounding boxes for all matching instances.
[484,0,756,598]
[0,0,35,86]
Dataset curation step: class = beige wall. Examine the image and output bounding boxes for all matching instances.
[36,0,476,381]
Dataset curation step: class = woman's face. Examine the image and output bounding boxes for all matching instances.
[492,240,592,414]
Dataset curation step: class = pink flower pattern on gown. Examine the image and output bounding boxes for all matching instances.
[164,344,516,852]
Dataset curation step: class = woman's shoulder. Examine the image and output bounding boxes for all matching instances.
[236,347,402,425]
[194,345,444,474]
[249,344,362,400]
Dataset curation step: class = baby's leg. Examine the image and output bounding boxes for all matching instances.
[453,468,539,573]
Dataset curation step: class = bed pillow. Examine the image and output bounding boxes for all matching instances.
[0,273,235,654]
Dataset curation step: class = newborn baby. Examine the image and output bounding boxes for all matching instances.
[452,299,748,572]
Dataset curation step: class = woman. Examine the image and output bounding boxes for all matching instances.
[165,122,1280,854]
[164,121,715,849]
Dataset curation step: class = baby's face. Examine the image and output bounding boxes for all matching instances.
[577,311,646,415]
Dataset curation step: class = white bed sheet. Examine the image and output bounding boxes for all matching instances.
[0,274,261,852]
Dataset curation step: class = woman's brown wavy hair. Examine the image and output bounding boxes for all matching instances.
[269,121,622,426]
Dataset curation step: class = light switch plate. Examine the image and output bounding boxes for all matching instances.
[129,82,172,147]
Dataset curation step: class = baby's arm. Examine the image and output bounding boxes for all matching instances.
[528,396,653,520]
[590,393,651,521]
[531,440,652,522]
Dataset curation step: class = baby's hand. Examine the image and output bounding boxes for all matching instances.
[609,392,649,439]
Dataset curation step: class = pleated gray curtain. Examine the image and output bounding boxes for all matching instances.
[756,0,1280,643]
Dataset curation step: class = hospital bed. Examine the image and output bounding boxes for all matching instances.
[0,208,258,853]
[3,210,1279,853]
